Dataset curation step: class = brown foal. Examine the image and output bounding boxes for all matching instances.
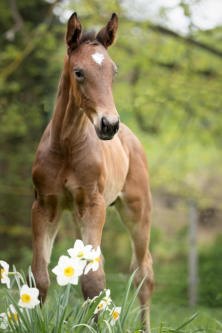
[31,12,154,331]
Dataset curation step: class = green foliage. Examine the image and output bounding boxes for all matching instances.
[0,0,64,260]
[0,267,209,333]
[199,235,222,307]
[1,269,221,332]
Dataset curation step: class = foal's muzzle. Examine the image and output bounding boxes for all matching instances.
[96,116,119,140]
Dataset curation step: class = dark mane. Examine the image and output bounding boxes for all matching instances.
[79,30,99,45]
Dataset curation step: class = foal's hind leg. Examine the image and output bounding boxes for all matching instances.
[115,157,154,331]
[31,195,61,303]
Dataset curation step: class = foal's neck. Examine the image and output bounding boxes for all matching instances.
[50,68,88,151]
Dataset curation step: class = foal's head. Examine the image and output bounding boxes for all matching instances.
[65,12,119,140]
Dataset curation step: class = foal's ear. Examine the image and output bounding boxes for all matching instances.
[96,13,118,48]
[66,12,82,52]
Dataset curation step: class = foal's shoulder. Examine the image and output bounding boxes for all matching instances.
[34,122,51,155]
[32,122,61,186]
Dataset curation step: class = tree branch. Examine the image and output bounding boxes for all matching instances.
[150,58,219,77]
[149,24,222,59]
[5,0,24,41]
[120,44,220,78]
[1,0,61,82]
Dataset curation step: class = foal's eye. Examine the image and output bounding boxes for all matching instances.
[74,69,84,82]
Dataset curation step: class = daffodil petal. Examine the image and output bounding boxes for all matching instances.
[67,248,75,257]
[0,260,9,272]
[74,239,84,249]
[92,262,99,271]
[84,263,93,275]
[52,265,60,275]
[69,275,78,285]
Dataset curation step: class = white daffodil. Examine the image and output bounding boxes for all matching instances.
[103,289,112,306]
[94,289,112,314]
[0,312,8,330]
[110,306,121,326]
[7,305,19,325]
[52,255,83,286]
[84,246,101,275]
[0,305,21,329]
[0,260,10,288]
[67,239,92,271]
[18,284,40,309]
[94,299,106,314]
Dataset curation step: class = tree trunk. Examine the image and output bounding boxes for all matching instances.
[188,201,198,306]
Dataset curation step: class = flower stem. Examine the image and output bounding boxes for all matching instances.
[8,272,25,284]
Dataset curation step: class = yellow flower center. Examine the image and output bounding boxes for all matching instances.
[77,251,84,258]
[1,268,5,279]
[8,313,18,323]
[113,311,119,320]
[95,257,100,262]
[21,293,31,303]
[98,303,103,309]
[64,266,74,277]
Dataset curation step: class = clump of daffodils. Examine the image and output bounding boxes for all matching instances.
[94,289,112,313]
[52,239,101,285]
[0,261,40,330]
[0,239,122,331]
[52,239,121,326]
[91,289,121,326]
[0,305,20,329]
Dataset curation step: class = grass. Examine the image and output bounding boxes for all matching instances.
[105,273,222,333]
[151,304,222,332]
[36,272,222,332]
[1,273,222,332]
[1,230,221,332]
[1,268,222,332]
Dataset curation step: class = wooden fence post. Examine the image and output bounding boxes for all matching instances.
[188,200,198,306]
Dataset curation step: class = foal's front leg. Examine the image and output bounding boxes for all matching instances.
[76,192,106,299]
[31,195,60,303]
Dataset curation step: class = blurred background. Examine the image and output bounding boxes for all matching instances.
[0,0,222,328]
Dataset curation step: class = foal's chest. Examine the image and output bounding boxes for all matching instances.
[102,138,129,206]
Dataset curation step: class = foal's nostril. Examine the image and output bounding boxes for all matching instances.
[113,120,119,134]
[101,117,109,134]
[101,117,120,138]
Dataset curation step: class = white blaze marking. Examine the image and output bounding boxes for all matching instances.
[92,52,104,65]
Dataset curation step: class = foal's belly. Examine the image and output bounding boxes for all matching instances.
[102,137,129,207]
